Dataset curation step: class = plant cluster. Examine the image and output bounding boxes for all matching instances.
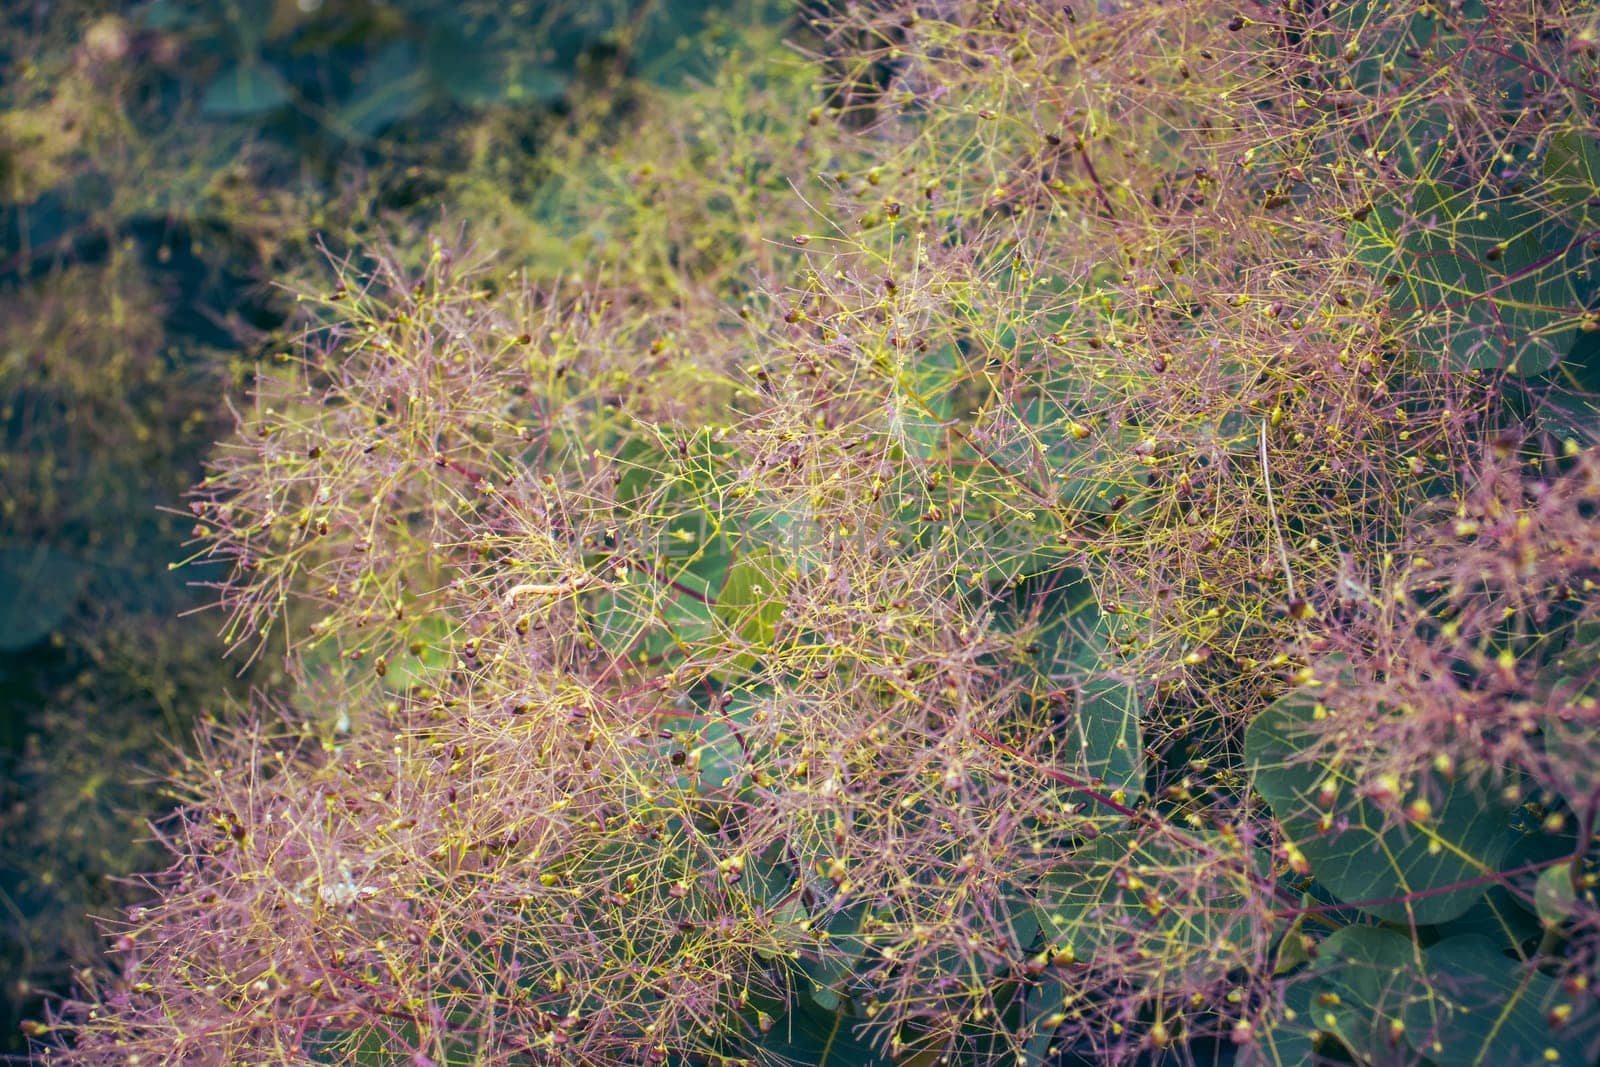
[32,1,1600,1065]
[0,0,756,1047]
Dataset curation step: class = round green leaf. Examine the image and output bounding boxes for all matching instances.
[1298,925,1421,1064]
[1534,862,1579,928]
[1246,684,1515,924]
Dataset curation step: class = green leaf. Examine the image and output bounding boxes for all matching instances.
[1545,619,1600,814]
[1067,623,1142,799]
[744,847,810,937]
[1557,327,1600,399]
[797,902,872,1013]
[747,967,888,1066]
[1531,386,1600,453]
[1307,3,1476,146]
[137,0,203,31]
[1034,828,1257,969]
[1246,684,1515,924]
[614,435,674,507]
[1055,426,1153,519]
[200,61,291,117]
[590,515,729,664]
[1349,182,1583,375]
[1545,131,1600,206]
[1020,978,1069,1066]
[1251,980,1318,1067]
[714,549,787,657]
[385,615,454,693]
[1433,882,1541,955]
[1259,924,1584,1067]
[688,686,758,793]
[887,342,958,462]
[1402,935,1594,1067]
[667,525,731,605]
[1004,568,1144,799]
[338,42,429,139]
[1297,925,1421,1063]
[591,576,718,664]
[0,545,85,650]
[1534,862,1579,928]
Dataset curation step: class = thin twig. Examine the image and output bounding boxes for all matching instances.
[1259,419,1297,606]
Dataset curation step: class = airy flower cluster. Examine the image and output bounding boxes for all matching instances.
[47,2,1600,1064]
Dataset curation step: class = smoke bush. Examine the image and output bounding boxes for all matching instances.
[43,2,1600,1064]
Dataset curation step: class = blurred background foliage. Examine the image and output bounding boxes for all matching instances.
[0,0,795,1051]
